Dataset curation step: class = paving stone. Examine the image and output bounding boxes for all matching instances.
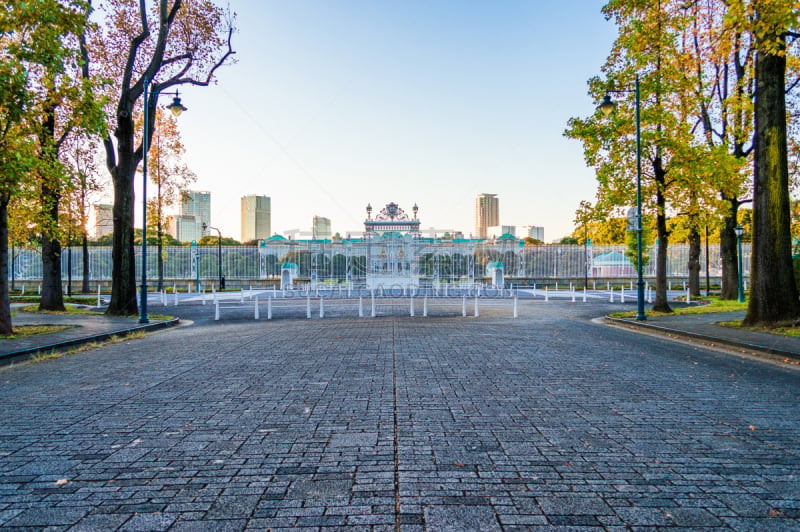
[423,504,501,531]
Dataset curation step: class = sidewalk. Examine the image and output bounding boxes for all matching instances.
[0,306,178,366]
[607,310,800,361]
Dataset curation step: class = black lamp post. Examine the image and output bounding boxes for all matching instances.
[140,77,187,324]
[599,74,645,320]
[735,224,744,302]
[205,224,223,290]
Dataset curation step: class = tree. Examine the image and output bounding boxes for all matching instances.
[0,1,99,332]
[744,1,800,325]
[143,108,196,291]
[88,0,235,316]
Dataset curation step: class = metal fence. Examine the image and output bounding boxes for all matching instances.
[7,243,749,283]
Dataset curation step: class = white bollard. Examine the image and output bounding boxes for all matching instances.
[545,286,549,302]
[513,296,518,318]
[571,288,576,303]
[607,281,610,292]
[371,293,376,318]
[686,287,691,304]
[609,287,614,303]
[267,297,272,320]
[410,296,415,317]
[583,286,587,303]
[38,284,41,295]
[254,297,259,319]
[462,296,467,317]
[630,280,634,290]
[214,301,220,320]
[359,297,364,318]
[423,295,428,317]
[174,289,179,306]
[593,280,596,290]
[306,296,311,319]
[621,287,625,303]
[240,289,244,303]
[202,289,206,306]
[320,297,324,318]
[474,296,480,317]
[187,283,191,294]
[162,290,167,306]
[212,283,216,294]
[97,286,101,308]
[683,281,686,291]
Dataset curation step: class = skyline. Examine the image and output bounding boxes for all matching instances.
[127,1,618,241]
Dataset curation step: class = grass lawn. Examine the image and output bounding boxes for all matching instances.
[0,324,74,340]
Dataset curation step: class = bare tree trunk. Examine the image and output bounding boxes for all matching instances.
[719,197,740,300]
[652,160,672,313]
[688,225,701,297]
[106,111,138,316]
[0,197,12,335]
[744,38,799,325]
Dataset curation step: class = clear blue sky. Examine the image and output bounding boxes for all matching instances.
[167,1,617,241]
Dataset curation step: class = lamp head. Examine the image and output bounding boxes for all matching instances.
[598,94,615,116]
[167,95,188,117]
[735,225,744,238]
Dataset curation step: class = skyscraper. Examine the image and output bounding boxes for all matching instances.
[475,193,499,239]
[312,215,332,239]
[93,204,114,238]
[241,195,271,242]
[180,190,211,237]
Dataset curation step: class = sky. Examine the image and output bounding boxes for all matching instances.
[148,1,618,242]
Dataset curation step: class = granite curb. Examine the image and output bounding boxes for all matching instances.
[604,315,800,363]
[0,317,180,367]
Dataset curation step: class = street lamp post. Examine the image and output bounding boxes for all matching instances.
[205,224,223,290]
[599,74,645,320]
[140,76,187,324]
[735,224,744,303]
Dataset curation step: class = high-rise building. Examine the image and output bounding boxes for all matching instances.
[180,190,211,237]
[93,204,114,238]
[475,193,499,239]
[241,195,271,242]
[312,215,332,239]
[520,225,545,242]
[167,214,204,243]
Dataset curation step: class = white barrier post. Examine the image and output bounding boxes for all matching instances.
[358,297,364,318]
[174,289,179,306]
[371,293,376,318]
[320,297,324,318]
[593,280,596,290]
[571,287,576,302]
[545,286,549,302]
[202,289,206,306]
[462,296,467,317]
[422,295,427,317]
[306,295,311,319]
[214,301,220,320]
[240,289,244,303]
[474,296,480,317]
[267,297,272,320]
[162,290,167,306]
[187,283,191,294]
[583,286,587,303]
[610,287,615,303]
[38,284,41,295]
[686,287,691,304]
[620,287,625,303]
[97,286,101,308]
[254,297,259,319]
[555,282,559,292]
[513,296,518,318]
[410,296,415,317]
[249,285,253,299]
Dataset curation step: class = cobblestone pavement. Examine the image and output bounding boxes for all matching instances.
[0,301,798,530]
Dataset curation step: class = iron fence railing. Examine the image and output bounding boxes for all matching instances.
[7,243,749,283]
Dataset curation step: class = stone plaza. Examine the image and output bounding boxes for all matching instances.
[0,301,798,530]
